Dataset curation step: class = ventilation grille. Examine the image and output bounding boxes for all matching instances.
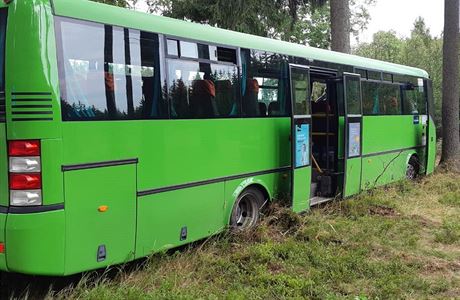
[11,92,53,121]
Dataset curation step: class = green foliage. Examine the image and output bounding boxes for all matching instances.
[355,18,444,129]
[147,0,374,48]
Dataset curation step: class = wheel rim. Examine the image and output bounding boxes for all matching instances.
[234,193,259,229]
[406,163,416,180]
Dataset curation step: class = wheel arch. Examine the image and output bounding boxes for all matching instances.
[225,177,272,225]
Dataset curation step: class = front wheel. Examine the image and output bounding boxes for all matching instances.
[230,188,264,230]
[406,156,420,180]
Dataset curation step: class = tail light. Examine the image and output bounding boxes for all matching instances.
[8,140,42,206]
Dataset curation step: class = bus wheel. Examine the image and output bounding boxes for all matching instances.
[230,187,264,230]
[406,156,419,180]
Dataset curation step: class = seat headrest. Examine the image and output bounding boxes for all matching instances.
[215,80,232,91]
[192,80,216,97]
[246,79,259,93]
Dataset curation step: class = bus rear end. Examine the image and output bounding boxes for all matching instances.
[0,0,66,275]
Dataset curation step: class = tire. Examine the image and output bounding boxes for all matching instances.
[406,156,420,180]
[230,187,264,230]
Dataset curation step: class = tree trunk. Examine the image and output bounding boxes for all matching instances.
[440,0,460,170]
[330,0,350,54]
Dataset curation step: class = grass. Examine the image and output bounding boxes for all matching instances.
[9,171,460,299]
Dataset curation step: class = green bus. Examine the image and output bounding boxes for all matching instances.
[0,0,436,276]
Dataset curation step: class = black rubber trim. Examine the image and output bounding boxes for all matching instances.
[11,92,52,96]
[0,205,7,214]
[138,166,291,197]
[362,145,425,158]
[12,98,52,102]
[7,203,64,214]
[62,158,139,172]
[12,118,54,121]
[12,111,53,115]
[12,104,53,108]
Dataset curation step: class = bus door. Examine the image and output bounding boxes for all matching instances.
[343,73,363,197]
[425,79,436,174]
[289,64,312,212]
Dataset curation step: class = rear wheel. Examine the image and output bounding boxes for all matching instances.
[406,156,419,180]
[230,187,264,230]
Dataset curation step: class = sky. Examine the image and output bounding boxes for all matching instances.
[357,0,444,44]
[133,0,445,45]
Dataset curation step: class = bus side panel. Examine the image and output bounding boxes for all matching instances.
[0,123,7,207]
[363,115,425,154]
[64,164,136,275]
[136,182,224,258]
[0,213,6,271]
[5,210,65,275]
[362,115,424,188]
[6,0,62,139]
[61,119,291,193]
[361,150,415,189]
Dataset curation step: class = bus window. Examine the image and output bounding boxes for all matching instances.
[345,76,361,115]
[362,81,381,115]
[402,86,426,115]
[180,41,198,59]
[362,81,402,115]
[380,84,401,115]
[241,49,289,117]
[57,18,165,120]
[167,39,179,56]
[167,59,238,118]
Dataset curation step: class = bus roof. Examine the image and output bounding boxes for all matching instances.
[51,0,429,79]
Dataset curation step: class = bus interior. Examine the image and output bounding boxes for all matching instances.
[310,72,341,203]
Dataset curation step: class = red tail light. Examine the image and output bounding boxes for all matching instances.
[0,243,4,254]
[9,173,42,190]
[8,140,40,156]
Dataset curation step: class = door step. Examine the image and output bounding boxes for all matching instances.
[310,196,334,207]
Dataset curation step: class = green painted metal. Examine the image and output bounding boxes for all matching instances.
[0,0,437,276]
[292,167,311,212]
[0,124,7,207]
[361,150,416,189]
[5,210,65,275]
[64,164,136,274]
[0,213,6,271]
[61,119,291,192]
[136,183,225,258]
[344,157,362,196]
[362,116,425,155]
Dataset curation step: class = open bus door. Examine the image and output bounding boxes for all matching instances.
[425,79,436,174]
[289,64,312,212]
[343,73,363,197]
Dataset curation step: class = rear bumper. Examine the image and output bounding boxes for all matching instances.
[0,208,65,276]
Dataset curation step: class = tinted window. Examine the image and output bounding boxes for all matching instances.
[57,18,165,120]
[362,81,401,115]
[167,39,179,56]
[290,67,310,115]
[241,49,289,117]
[402,87,426,115]
[167,59,239,118]
[180,41,198,58]
[345,76,361,115]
